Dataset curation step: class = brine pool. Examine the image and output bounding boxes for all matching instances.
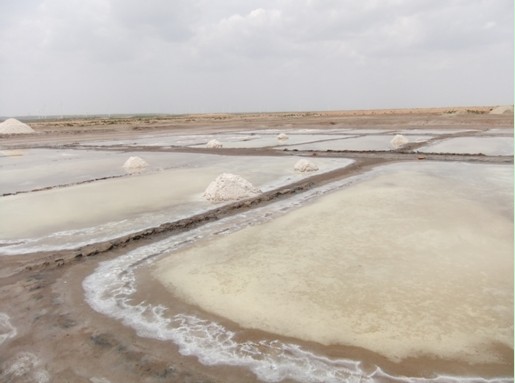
[83,161,513,382]
[418,137,514,156]
[0,152,352,255]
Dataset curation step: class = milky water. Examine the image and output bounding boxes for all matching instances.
[82,133,252,147]
[84,162,513,383]
[157,164,513,364]
[485,128,514,136]
[82,131,329,148]
[418,137,514,156]
[0,149,205,195]
[0,155,352,255]
[392,129,476,135]
[191,134,359,149]
[281,135,432,151]
[83,129,438,150]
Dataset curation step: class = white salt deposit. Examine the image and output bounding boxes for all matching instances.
[294,159,319,172]
[0,352,50,383]
[90,378,112,383]
[277,133,289,140]
[206,139,223,148]
[490,105,514,115]
[0,118,35,134]
[122,156,148,170]
[390,134,409,149]
[203,173,261,202]
[0,312,17,344]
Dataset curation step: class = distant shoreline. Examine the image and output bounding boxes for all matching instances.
[1,104,510,122]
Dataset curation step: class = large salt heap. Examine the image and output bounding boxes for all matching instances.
[489,105,514,115]
[206,139,223,148]
[277,133,289,140]
[294,159,319,172]
[204,173,261,202]
[0,118,35,134]
[122,156,148,172]
[390,134,409,149]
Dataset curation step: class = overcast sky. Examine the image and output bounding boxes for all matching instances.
[0,0,513,116]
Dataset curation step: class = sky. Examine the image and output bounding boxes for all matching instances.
[0,0,513,116]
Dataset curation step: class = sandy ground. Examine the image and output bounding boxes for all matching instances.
[0,107,512,383]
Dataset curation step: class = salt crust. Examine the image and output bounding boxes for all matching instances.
[122,156,148,169]
[390,134,409,149]
[0,312,17,345]
[206,139,223,148]
[0,352,49,383]
[294,159,319,172]
[204,173,261,202]
[0,118,35,134]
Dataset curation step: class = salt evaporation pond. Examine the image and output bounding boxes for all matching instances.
[192,134,359,149]
[83,132,334,148]
[0,149,200,195]
[486,128,514,136]
[0,154,352,255]
[84,161,513,382]
[282,135,432,151]
[418,136,514,156]
[82,133,226,147]
[392,129,477,135]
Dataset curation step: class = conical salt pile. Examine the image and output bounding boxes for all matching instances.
[0,118,35,134]
[207,139,223,148]
[390,134,409,149]
[294,159,319,172]
[204,173,261,202]
[277,133,289,140]
[489,105,514,115]
[122,156,148,171]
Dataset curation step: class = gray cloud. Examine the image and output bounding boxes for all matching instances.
[0,0,512,116]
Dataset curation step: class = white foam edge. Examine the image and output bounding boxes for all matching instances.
[0,312,17,344]
[82,164,513,383]
[1,351,50,383]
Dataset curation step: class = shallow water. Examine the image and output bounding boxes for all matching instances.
[0,155,352,254]
[485,128,514,135]
[156,162,513,364]
[0,149,203,195]
[84,161,513,382]
[418,137,514,156]
[193,134,359,149]
[282,135,432,151]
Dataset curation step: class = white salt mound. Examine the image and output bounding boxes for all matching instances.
[390,134,409,149]
[277,133,289,140]
[122,156,148,170]
[294,159,319,172]
[206,139,223,148]
[490,105,514,115]
[204,173,261,202]
[0,118,35,134]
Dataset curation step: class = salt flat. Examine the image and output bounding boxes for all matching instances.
[0,108,512,383]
